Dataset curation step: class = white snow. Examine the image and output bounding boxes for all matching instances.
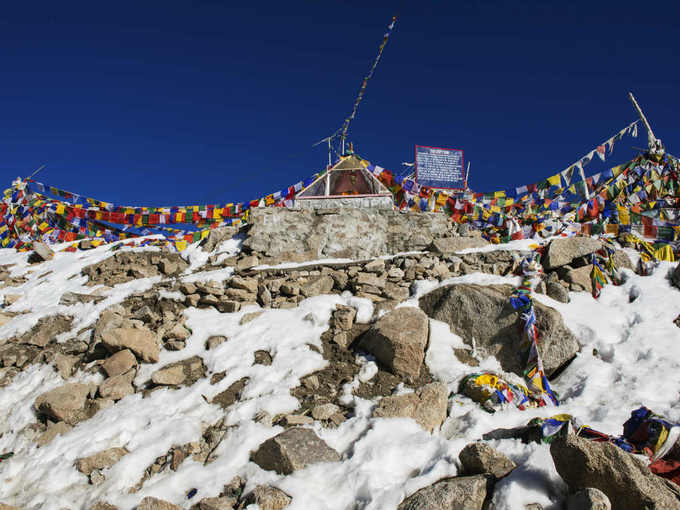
[0,239,678,510]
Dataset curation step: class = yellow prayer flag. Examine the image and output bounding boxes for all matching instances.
[547,174,561,186]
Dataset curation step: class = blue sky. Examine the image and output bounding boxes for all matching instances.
[1,1,678,206]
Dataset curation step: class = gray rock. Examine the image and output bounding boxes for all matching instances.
[90,502,119,510]
[550,432,680,510]
[75,447,128,476]
[32,241,54,261]
[672,263,680,289]
[236,255,259,271]
[458,442,516,478]
[331,305,356,331]
[52,353,80,379]
[613,250,633,271]
[192,496,237,510]
[101,327,159,363]
[37,421,71,446]
[358,307,429,379]
[373,382,448,432]
[151,356,205,386]
[419,284,579,377]
[137,497,182,510]
[17,314,72,347]
[34,382,95,424]
[364,259,386,274]
[251,427,340,475]
[102,349,137,378]
[200,225,239,252]
[242,485,291,510]
[542,237,602,271]
[206,336,227,350]
[430,237,490,254]
[311,403,340,421]
[230,276,259,293]
[546,281,570,303]
[397,475,492,510]
[562,265,593,292]
[566,488,611,510]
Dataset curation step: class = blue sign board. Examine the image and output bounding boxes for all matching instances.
[415,145,465,190]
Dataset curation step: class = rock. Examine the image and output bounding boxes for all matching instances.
[200,225,238,252]
[534,280,547,295]
[546,281,570,303]
[562,265,593,292]
[98,370,135,400]
[192,496,237,510]
[166,323,191,341]
[282,414,314,426]
[331,305,356,331]
[151,356,205,386]
[397,475,492,510]
[550,432,680,510]
[52,353,79,378]
[458,442,516,478]
[329,270,349,290]
[212,377,248,409]
[101,327,159,363]
[236,255,259,271]
[311,403,340,421]
[566,488,611,510]
[364,259,386,273]
[430,237,490,254]
[419,284,579,377]
[253,350,273,365]
[388,267,405,279]
[59,291,106,306]
[230,276,259,293]
[37,421,72,446]
[91,502,119,510]
[31,241,54,261]
[218,300,241,313]
[251,427,340,475]
[137,497,182,510]
[34,382,94,424]
[102,349,137,378]
[613,250,633,271]
[672,263,680,289]
[18,314,72,347]
[75,447,128,475]
[356,272,385,288]
[242,485,292,510]
[206,336,227,350]
[0,504,22,510]
[542,237,602,271]
[240,311,263,325]
[358,307,429,380]
[180,282,197,295]
[373,382,448,433]
[300,275,334,297]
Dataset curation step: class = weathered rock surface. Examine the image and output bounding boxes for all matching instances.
[550,432,680,510]
[430,236,489,254]
[191,496,237,510]
[542,237,602,271]
[397,475,492,510]
[101,327,159,363]
[546,281,570,303]
[373,382,448,432]
[31,241,54,262]
[566,488,611,510]
[37,421,72,446]
[458,442,516,478]
[151,356,205,386]
[90,502,119,510]
[419,284,579,376]
[358,307,429,379]
[251,427,340,475]
[75,447,128,475]
[98,370,135,400]
[101,349,137,378]
[34,382,95,424]
[243,208,450,262]
[82,251,188,286]
[242,485,292,510]
[137,497,182,510]
[15,315,72,347]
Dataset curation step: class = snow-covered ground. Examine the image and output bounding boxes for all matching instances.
[0,239,678,510]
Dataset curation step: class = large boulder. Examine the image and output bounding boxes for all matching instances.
[250,427,340,475]
[357,307,429,380]
[550,432,680,510]
[397,475,492,510]
[418,284,579,376]
[458,442,516,478]
[100,327,159,363]
[34,383,95,424]
[373,382,448,432]
[542,237,602,271]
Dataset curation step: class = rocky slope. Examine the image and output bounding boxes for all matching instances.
[0,216,678,510]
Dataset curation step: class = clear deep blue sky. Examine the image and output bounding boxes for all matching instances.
[1,1,678,206]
